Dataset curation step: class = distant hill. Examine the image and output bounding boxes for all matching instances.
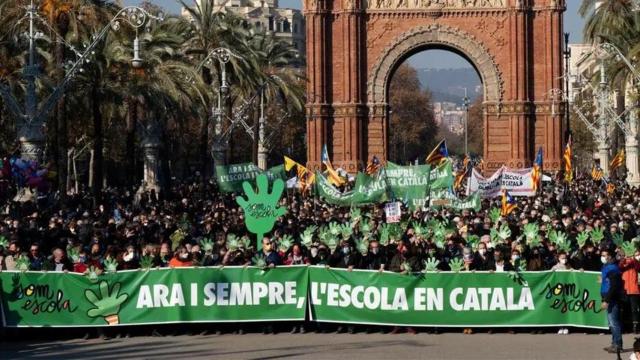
[415,68,482,105]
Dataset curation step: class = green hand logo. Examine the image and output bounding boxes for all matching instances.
[85,281,129,325]
[236,173,286,250]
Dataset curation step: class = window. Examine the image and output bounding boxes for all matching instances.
[283,19,290,33]
[293,23,298,34]
[268,16,274,31]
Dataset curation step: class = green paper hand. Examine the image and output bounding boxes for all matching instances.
[85,281,129,325]
[236,174,286,248]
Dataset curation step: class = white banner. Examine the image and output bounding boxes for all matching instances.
[384,202,402,223]
[467,166,536,198]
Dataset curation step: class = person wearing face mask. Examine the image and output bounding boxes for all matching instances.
[284,244,309,265]
[330,240,360,270]
[472,242,492,271]
[489,248,513,272]
[362,240,386,271]
[169,246,193,267]
[619,249,640,334]
[601,248,624,354]
[551,252,572,271]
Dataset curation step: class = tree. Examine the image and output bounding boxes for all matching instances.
[467,97,484,156]
[388,64,437,164]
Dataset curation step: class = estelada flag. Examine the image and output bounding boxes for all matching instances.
[365,156,382,175]
[532,147,543,191]
[501,189,517,216]
[426,139,449,166]
[321,144,346,187]
[591,165,604,181]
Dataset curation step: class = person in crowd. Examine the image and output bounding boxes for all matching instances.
[169,246,193,267]
[284,244,309,265]
[472,241,492,270]
[258,236,281,267]
[490,247,513,272]
[42,247,73,272]
[620,248,640,334]
[601,248,624,354]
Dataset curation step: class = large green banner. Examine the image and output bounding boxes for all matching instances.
[0,267,607,329]
[308,268,607,329]
[0,266,308,327]
[314,162,455,210]
[216,163,286,193]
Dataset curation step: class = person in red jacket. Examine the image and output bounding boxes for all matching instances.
[169,246,193,267]
[620,249,640,334]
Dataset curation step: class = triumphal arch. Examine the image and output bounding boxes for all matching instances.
[304,0,565,172]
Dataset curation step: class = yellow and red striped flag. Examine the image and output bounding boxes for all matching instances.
[610,149,625,172]
[563,136,573,183]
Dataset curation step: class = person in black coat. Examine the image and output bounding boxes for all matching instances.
[361,240,386,271]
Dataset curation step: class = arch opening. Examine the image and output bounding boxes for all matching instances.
[386,48,484,164]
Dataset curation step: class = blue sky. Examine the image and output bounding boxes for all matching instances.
[129,0,586,69]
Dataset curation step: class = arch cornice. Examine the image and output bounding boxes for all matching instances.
[367,24,504,104]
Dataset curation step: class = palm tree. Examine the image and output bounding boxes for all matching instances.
[243,30,304,164]
[179,0,254,176]
[106,14,209,189]
[580,0,635,43]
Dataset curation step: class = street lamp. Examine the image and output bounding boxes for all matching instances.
[0,1,162,161]
[462,88,469,155]
[563,33,571,141]
[193,47,242,169]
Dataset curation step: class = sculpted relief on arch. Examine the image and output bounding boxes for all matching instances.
[366,0,506,10]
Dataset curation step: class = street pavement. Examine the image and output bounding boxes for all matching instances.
[2,331,638,360]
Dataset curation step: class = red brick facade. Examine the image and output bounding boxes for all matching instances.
[304,0,566,173]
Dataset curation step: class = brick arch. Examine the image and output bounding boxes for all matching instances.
[367,24,503,105]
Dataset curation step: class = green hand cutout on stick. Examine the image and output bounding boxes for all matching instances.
[85,280,129,325]
[236,173,286,251]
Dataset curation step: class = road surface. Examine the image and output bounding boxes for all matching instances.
[2,331,637,359]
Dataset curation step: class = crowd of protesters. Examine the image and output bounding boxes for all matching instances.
[1,170,640,342]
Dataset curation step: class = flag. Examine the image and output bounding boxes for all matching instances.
[591,165,604,181]
[454,154,470,190]
[501,189,517,216]
[321,144,346,187]
[284,156,298,172]
[606,182,616,195]
[426,139,449,166]
[532,147,543,191]
[609,149,625,172]
[296,164,315,194]
[563,135,572,183]
[365,156,382,175]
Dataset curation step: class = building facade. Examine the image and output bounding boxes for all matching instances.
[182,0,305,55]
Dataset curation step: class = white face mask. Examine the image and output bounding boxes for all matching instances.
[478,249,486,255]
[511,255,520,262]
[310,248,318,257]
[601,256,608,264]
[559,258,567,265]
[123,252,134,262]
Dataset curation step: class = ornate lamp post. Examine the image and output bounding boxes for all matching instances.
[0,1,162,161]
[193,47,242,171]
